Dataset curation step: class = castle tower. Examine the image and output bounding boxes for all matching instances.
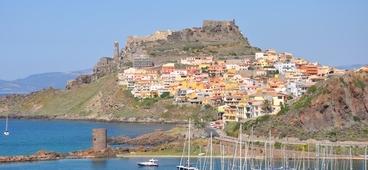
[92,128,107,151]
[113,41,121,68]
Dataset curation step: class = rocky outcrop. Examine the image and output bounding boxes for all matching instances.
[245,71,368,141]
[92,57,116,80]
[108,130,179,146]
[289,71,368,131]
[65,75,92,90]
[0,151,62,163]
[122,20,260,65]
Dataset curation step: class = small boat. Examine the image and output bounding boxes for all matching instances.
[3,115,9,136]
[176,165,199,170]
[137,159,159,166]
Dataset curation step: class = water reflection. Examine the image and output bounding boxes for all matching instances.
[91,159,108,170]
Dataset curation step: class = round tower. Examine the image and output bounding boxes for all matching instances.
[92,128,107,151]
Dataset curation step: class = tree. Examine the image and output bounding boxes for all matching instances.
[160,92,171,99]
[261,100,272,113]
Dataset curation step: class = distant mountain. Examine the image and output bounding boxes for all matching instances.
[0,69,91,95]
[336,64,366,70]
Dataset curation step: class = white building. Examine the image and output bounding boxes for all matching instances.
[255,52,266,60]
[274,62,296,74]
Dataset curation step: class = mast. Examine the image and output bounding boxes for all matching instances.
[210,132,213,170]
[188,119,191,168]
[5,115,8,131]
[221,141,225,170]
[349,146,353,170]
[251,126,254,169]
[365,146,367,170]
[180,138,186,166]
[239,124,242,170]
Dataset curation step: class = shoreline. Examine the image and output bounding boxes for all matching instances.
[1,153,367,165]
[116,154,368,160]
[0,114,186,124]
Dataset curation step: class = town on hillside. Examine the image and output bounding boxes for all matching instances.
[117,49,350,128]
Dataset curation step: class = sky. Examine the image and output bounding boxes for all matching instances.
[0,0,367,80]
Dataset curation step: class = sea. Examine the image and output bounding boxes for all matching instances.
[0,119,366,170]
[0,119,174,156]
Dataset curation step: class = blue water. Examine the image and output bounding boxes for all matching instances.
[0,119,174,156]
[0,158,365,170]
[0,158,182,170]
[0,119,366,169]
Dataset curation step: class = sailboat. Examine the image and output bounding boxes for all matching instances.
[3,115,9,136]
[176,119,199,170]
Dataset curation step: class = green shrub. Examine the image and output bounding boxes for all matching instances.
[256,114,271,123]
[277,104,289,115]
[242,115,271,131]
[353,116,361,122]
[274,142,282,149]
[224,122,240,137]
[355,79,366,89]
[292,95,312,110]
[160,92,171,99]
[307,85,317,94]
[139,98,159,109]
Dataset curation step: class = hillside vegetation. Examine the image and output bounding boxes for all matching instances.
[238,71,368,141]
[123,20,260,65]
[0,74,216,123]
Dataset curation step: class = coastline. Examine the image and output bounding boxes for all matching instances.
[116,154,368,160]
[2,152,367,164]
[0,114,186,124]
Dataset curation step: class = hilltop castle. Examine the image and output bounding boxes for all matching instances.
[66,20,259,88]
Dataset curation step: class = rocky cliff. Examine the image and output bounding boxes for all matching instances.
[289,71,368,131]
[122,20,260,65]
[243,71,368,141]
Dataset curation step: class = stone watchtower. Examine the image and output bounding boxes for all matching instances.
[92,128,107,151]
[113,41,121,69]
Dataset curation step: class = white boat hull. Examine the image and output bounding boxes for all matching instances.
[176,165,199,170]
[137,162,158,166]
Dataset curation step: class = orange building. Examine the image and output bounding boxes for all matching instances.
[186,66,199,75]
[161,63,175,74]
[299,64,318,76]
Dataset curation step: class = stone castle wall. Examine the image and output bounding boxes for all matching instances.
[126,31,172,44]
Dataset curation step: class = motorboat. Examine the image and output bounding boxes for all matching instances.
[137,159,159,166]
[176,165,199,170]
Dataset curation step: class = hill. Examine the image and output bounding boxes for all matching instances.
[0,70,91,95]
[122,20,260,65]
[0,74,215,123]
[240,71,368,141]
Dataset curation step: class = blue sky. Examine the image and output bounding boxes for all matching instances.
[0,0,367,80]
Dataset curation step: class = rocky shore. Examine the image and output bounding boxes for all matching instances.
[0,148,132,164]
[108,130,180,146]
[0,151,63,163]
[0,114,186,124]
